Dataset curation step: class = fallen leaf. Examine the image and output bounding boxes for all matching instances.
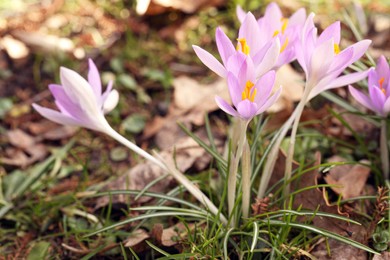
[268,64,304,113]
[7,129,35,149]
[161,222,195,247]
[373,252,390,260]
[124,229,150,247]
[136,0,225,15]
[324,156,371,199]
[42,126,78,140]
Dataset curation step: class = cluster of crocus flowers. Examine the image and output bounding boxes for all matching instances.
[236,2,306,69]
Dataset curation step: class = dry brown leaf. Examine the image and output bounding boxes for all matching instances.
[173,76,229,114]
[7,129,35,149]
[42,125,78,140]
[373,252,390,260]
[324,156,371,200]
[124,229,150,247]
[161,222,195,247]
[268,64,304,113]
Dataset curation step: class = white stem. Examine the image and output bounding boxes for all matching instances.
[257,108,299,198]
[381,119,389,180]
[283,90,311,196]
[228,119,248,227]
[241,140,251,219]
[105,127,227,225]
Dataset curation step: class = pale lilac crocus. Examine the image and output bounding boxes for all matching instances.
[237,2,306,68]
[349,55,390,180]
[215,53,281,121]
[193,12,280,79]
[349,56,390,117]
[32,60,228,224]
[32,59,119,133]
[296,13,372,99]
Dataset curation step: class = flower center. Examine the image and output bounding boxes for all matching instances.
[334,44,340,55]
[236,38,250,55]
[379,77,386,95]
[241,81,256,102]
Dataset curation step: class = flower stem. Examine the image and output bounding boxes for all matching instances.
[284,87,312,196]
[106,127,227,225]
[257,108,298,198]
[380,119,389,180]
[228,119,248,226]
[241,140,251,219]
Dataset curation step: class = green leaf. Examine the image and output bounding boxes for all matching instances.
[118,74,137,90]
[27,241,51,260]
[0,98,13,118]
[110,147,128,161]
[121,114,146,134]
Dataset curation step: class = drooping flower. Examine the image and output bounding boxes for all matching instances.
[193,12,280,79]
[296,13,372,99]
[349,55,390,116]
[215,53,281,121]
[236,2,306,68]
[32,59,119,132]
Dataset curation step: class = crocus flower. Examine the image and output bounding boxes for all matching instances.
[296,13,372,99]
[193,12,280,79]
[215,53,281,121]
[32,59,119,133]
[236,2,306,68]
[349,55,390,117]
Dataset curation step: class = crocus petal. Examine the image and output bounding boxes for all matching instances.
[216,28,235,67]
[369,85,386,113]
[383,97,390,116]
[328,47,354,74]
[310,38,334,79]
[103,89,119,114]
[88,59,102,100]
[226,52,246,78]
[349,40,371,65]
[289,8,306,26]
[32,104,81,127]
[376,55,389,80]
[237,99,258,119]
[317,21,340,45]
[256,87,282,115]
[60,67,99,116]
[236,5,246,23]
[101,80,114,104]
[254,70,276,106]
[215,96,239,117]
[348,85,377,112]
[227,73,242,107]
[255,38,280,77]
[49,84,82,117]
[239,12,262,55]
[192,45,226,78]
[310,69,371,99]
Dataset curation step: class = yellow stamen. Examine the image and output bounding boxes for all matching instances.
[273,30,280,37]
[280,38,289,53]
[236,38,250,55]
[334,44,340,55]
[379,77,386,95]
[281,18,289,34]
[242,81,256,102]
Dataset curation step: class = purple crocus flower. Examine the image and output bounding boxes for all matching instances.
[349,55,390,116]
[296,13,372,99]
[32,59,119,132]
[215,53,281,121]
[192,12,280,79]
[236,2,306,69]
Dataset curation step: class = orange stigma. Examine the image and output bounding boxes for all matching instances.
[379,77,386,95]
[241,81,256,102]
